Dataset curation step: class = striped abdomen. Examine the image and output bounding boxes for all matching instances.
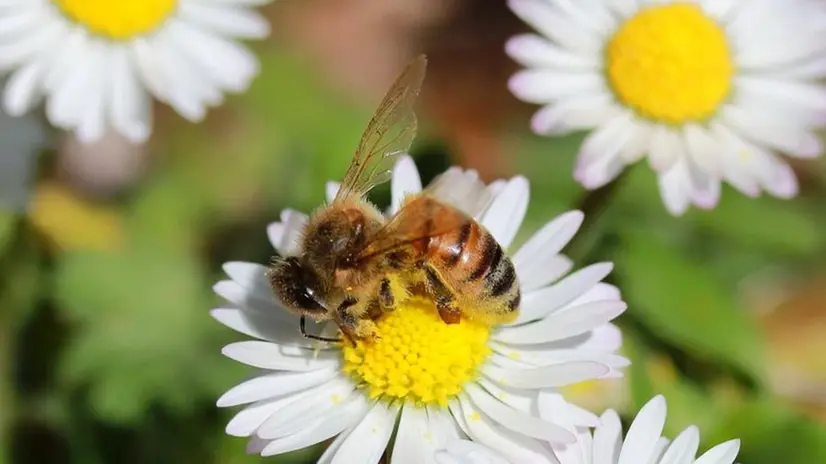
[422,203,520,325]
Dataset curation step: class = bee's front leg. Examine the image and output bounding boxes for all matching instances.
[336,298,380,344]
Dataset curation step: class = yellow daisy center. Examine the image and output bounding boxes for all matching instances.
[606,3,733,124]
[52,0,178,40]
[341,298,491,406]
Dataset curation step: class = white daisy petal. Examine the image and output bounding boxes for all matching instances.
[222,341,340,371]
[225,394,304,437]
[510,262,614,326]
[496,300,626,344]
[658,162,692,216]
[512,210,583,287]
[451,398,561,464]
[260,394,369,457]
[392,404,439,464]
[480,176,529,249]
[391,155,423,214]
[484,361,610,389]
[216,369,339,407]
[256,378,355,439]
[266,209,307,255]
[506,34,600,70]
[693,439,740,464]
[509,69,605,103]
[618,395,667,464]
[593,409,623,464]
[3,56,44,116]
[530,94,622,136]
[464,383,575,444]
[659,426,700,464]
[179,2,270,39]
[330,402,400,464]
[508,0,603,54]
[436,440,510,464]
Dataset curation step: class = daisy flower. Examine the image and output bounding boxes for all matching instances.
[437,395,741,464]
[212,156,629,463]
[0,0,271,143]
[507,0,826,215]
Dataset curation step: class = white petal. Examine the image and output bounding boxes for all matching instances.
[721,104,822,159]
[506,34,599,71]
[436,440,510,464]
[392,404,438,464]
[593,409,622,464]
[682,124,721,175]
[465,383,575,444]
[257,378,356,439]
[509,262,614,326]
[216,369,339,407]
[225,395,303,437]
[537,391,600,428]
[658,164,691,216]
[484,361,609,389]
[617,395,667,464]
[391,155,422,214]
[693,439,740,464]
[509,69,605,103]
[530,94,621,136]
[659,426,699,464]
[3,57,44,116]
[512,210,582,288]
[222,341,340,371]
[260,394,369,457]
[735,76,826,113]
[326,181,341,203]
[267,209,308,255]
[496,299,626,344]
[575,112,635,176]
[427,167,494,217]
[330,401,400,464]
[480,176,529,249]
[507,0,603,54]
[108,45,150,142]
[648,126,681,172]
[450,398,561,463]
[179,2,270,38]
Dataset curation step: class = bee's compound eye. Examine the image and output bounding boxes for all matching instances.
[272,257,325,312]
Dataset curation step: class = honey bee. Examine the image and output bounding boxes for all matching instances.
[268,54,520,344]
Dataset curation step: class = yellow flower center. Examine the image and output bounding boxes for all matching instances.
[52,0,178,40]
[341,298,491,406]
[606,3,733,124]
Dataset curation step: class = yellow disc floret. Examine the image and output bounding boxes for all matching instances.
[342,298,491,406]
[52,0,178,40]
[606,3,733,124]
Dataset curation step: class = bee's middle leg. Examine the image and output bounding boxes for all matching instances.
[423,264,461,324]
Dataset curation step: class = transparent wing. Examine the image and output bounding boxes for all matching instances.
[357,197,467,262]
[334,55,427,202]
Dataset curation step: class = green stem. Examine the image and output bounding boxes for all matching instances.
[566,170,630,263]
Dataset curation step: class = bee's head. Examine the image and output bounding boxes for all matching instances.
[268,256,327,318]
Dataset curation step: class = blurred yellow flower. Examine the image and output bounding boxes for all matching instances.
[29,182,124,252]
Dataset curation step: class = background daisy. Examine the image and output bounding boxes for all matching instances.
[213,156,628,462]
[0,0,272,143]
[438,395,741,464]
[507,0,826,215]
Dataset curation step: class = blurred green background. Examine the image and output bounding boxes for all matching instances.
[3,2,826,463]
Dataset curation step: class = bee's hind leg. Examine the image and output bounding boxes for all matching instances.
[423,264,461,325]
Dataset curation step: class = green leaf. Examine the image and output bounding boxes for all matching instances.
[0,211,16,257]
[690,191,821,256]
[54,249,237,423]
[713,397,826,464]
[616,229,765,382]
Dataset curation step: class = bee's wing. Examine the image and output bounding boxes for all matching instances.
[357,196,466,262]
[334,55,427,203]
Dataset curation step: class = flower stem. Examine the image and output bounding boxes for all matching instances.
[566,170,630,263]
